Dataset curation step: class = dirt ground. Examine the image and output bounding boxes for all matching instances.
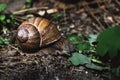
[0,0,120,80]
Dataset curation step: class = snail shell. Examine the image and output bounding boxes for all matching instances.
[17,17,61,52]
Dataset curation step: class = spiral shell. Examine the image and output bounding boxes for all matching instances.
[17,17,61,52]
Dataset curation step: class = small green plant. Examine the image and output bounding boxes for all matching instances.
[0,3,15,46]
[67,34,98,54]
[69,52,106,71]
[96,26,120,58]
[112,67,120,77]
[0,3,15,29]
[96,27,120,78]
[25,0,33,8]
[0,36,10,46]
[67,34,82,43]
[67,34,108,71]
[51,13,62,20]
[0,3,6,12]
[67,27,120,78]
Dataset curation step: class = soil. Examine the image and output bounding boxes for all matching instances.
[0,0,120,80]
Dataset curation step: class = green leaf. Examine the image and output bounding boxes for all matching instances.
[112,67,120,77]
[69,52,91,66]
[0,14,5,21]
[2,27,9,34]
[67,34,82,43]
[0,3,6,12]
[4,37,10,44]
[69,52,108,71]
[0,36,10,45]
[92,59,104,64]
[96,42,108,57]
[26,0,32,3]
[51,13,62,20]
[85,63,108,71]
[10,15,14,20]
[0,36,4,45]
[76,44,85,50]
[88,34,98,44]
[76,42,91,51]
[84,42,91,50]
[25,0,33,8]
[6,19,11,23]
[96,27,120,58]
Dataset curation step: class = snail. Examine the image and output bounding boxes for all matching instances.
[17,17,75,53]
[17,17,62,52]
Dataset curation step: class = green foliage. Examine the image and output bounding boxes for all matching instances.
[0,3,15,46]
[0,14,15,26]
[0,3,6,12]
[0,14,6,21]
[0,3,15,30]
[67,34,97,52]
[0,36,10,45]
[112,67,120,77]
[69,52,91,65]
[0,3,15,25]
[25,0,33,8]
[76,43,86,50]
[67,34,109,70]
[88,34,98,44]
[69,52,107,71]
[67,34,82,43]
[96,27,120,58]
[51,13,62,20]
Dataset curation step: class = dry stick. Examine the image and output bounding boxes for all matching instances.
[79,0,109,8]
[104,2,110,27]
[115,16,120,24]
[76,5,106,14]
[38,8,58,16]
[89,10,105,31]
[115,0,120,6]
[80,0,109,13]
[103,0,119,27]
[113,0,120,24]
[95,2,107,29]
[92,0,106,30]
[83,2,105,32]
[8,44,24,56]
[113,14,120,25]
[0,70,9,76]
[97,0,119,28]
[80,2,101,32]
[63,5,67,24]
[93,1,106,30]
[12,7,48,15]
[96,1,111,29]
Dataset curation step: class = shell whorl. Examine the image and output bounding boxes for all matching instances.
[17,28,28,43]
[17,23,40,52]
[17,17,61,52]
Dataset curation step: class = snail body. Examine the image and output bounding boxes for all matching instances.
[17,17,61,52]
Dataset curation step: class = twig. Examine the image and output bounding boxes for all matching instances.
[0,69,9,76]
[12,7,48,15]
[76,5,106,14]
[81,0,109,7]
[82,1,106,31]
[63,6,67,25]
[38,8,58,16]
[115,0,120,7]
[8,44,24,56]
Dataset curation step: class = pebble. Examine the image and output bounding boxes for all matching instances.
[70,24,75,28]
